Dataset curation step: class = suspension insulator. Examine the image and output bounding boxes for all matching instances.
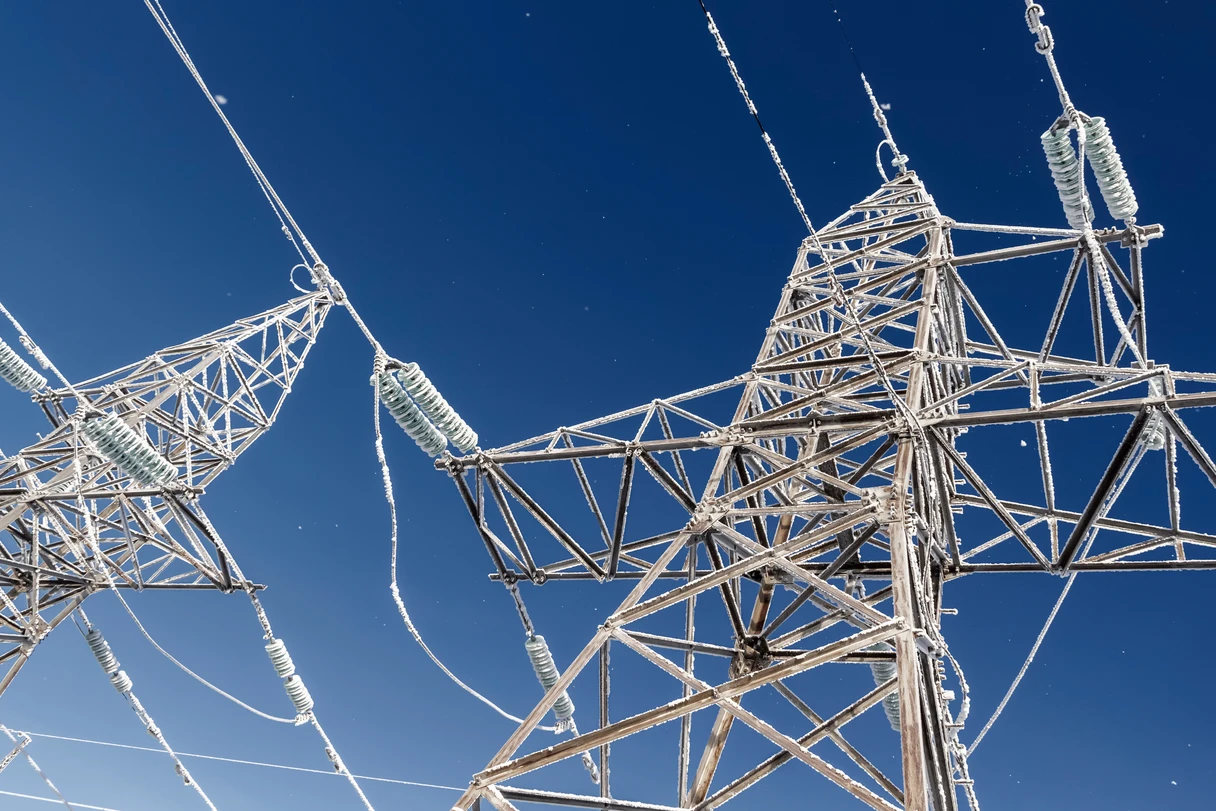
[110,670,133,695]
[283,674,315,715]
[395,363,478,453]
[1084,117,1138,223]
[1041,125,1092,230]
[376,370,448,457]
[866,644,901,731]
[86,627,121,675]
[265,638,296,679]
[81,413,178,487]
[525,635,576,721]
[0,338,46,393]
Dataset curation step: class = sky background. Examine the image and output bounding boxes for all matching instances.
[0,1,1214,809]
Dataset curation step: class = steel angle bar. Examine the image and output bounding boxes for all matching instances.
[1058,409,1151,569]
[473,620,899,787]
[481,378,746,456]
[487,463,605,579]
[1162,409,1216,489]
[612,629,901,811]
[950,224,1160,267]
[496,787,682,811]
[771,680,904,804]
[698,677,902,810]
[932,433,1050,569]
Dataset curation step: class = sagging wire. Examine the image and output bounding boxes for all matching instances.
[963,5,1156,761]
[107,588,298,726]
[968,439,1150,757]
[71,425,375,809]
[123,6,492,799]
[370,361,559,734]
[184,504,379,811]
[373,355,598,781]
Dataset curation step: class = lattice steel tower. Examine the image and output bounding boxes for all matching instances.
[438,5,1216,810]
[0,293,330,692]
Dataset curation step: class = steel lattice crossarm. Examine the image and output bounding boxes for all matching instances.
[440,171,1216,810]
[0,291,331,694]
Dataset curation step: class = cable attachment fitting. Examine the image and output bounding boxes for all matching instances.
[1024,3,1053,53]
[325,746,347,773]
[861,73,908,181]
[309,262,346,303]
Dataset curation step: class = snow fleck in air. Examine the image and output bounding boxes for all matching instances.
[214,94,228,105]
[1020,440,1027,447]
[1172,781,1177,786]
[880,103,891,111]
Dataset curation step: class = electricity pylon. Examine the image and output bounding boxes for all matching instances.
[442,168,1216,810]
[0,291,331,693]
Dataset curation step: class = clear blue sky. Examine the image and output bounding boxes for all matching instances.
[0,1,1214,809]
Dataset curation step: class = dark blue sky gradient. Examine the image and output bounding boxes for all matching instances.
[1,2,1214,809]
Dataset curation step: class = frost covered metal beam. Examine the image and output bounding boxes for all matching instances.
[448,169,1212,811]
[950,223,1161,267]
[0,294,329,695]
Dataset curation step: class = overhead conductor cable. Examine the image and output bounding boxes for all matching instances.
[0,724,76,810]
[78,613,216,810]
[371,374,561,733]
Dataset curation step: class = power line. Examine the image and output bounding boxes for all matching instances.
[0,790,121,811]
[15,731,464,793]
[830,6,865,74]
